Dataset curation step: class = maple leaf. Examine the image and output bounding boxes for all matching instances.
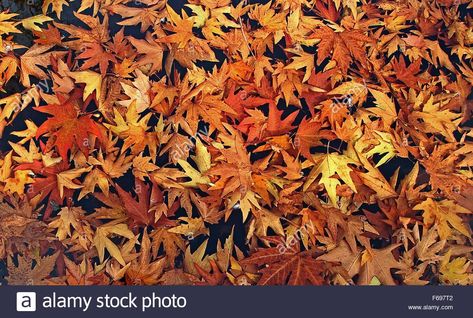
[194,259,226,285]
[178,159,211,188]
[161,6,218,70]
[274,150,303,181]
[33,24,62,46]
[169,217,209,237]
[114,3,165,33]
[439,250,472,285]
[206,129,262,220]
[34,89,104,160]
[0,197,49,258]
[352,145,397,201]
[118,70,151,113]
[93,221,135,266]
[284,50,314,83]
[252,208,284,238]
[356,130,397,167]
[0,12,20,36]
[65,257,109,285]
[390,57,425,89]
[295,118,335,160]
[68,70,102,101]
[253,55,274,86]
[410,95,461,142]
[314,0,339,21]
[43,0,70,19]
[303,153,358,205]
[414,198,471,240]
[20,44,63,87]
[7,252,59,285]
[150,228,185,267]
[105,103,158,157]
[412,224,445,262]
[3,170,34,196]
[48,206,86,241]
[241,241,328,285]
[115,181,155,227]
[311,26,372,73]
[421,144,473,211]
[357,245,404,285]
[125,232,166,285]
[77,42,117,75]
[78,151,133,199]
[267,102,298,136]
[21,15,53,32]
[177,93,237,134]
[128,35,164,74]
[317,240,361,279]
[15,161,84,219]
[115,179,174,227]
[368,89,398,127]
[55,12,110,48]
[158,269,200,285]
[0,55,19,88]
[58,167,94,197]
[160,5,197,47]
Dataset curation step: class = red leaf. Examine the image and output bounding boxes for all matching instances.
[34,89,103,160]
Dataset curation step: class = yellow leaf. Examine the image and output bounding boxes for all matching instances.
[411,95,461,142]
[57,167,92,198]
[440,250,471,285]
[178,159,210,187]
[11,120,38,145]
[414,198,471,240]
[352,144,397,200]
[0,12,20,35]
[9,141,41,163]
[0,151,12,182]
[368,89,397,126]
[68,70,102,100]
[284,51,314,83]
[21,15,53,32]
[4,170,34,196]
[169,217,209,237]
[186,4,208,28]
[192,138,211,173]
[48,207,84,240]
[78,168,110,200]
[303,153,358,205]
[118,70,150,113]
[42,0,70,19]
[356,130,396,167]
[93,223,134,266]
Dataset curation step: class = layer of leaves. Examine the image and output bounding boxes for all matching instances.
[0,0,472,286]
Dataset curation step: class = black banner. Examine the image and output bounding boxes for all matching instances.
[2,286,470,318]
